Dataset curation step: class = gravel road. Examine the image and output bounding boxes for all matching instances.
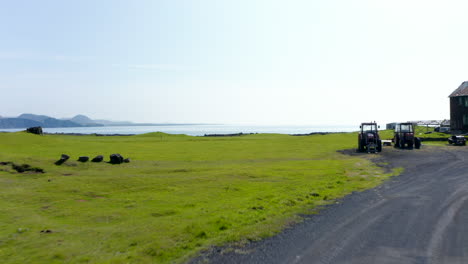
[189,145,468,264]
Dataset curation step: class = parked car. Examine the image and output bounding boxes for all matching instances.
[448,135,466,146]
[435,126,450,133]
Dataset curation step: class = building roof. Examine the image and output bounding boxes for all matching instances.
[449,81,468,97]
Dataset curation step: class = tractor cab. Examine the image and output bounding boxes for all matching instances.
[395,123,413,133]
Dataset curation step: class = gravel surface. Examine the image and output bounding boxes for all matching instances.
[188,145,468,264]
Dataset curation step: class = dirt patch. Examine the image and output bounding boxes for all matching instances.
[337,148,359,156]
[338,147,397,174]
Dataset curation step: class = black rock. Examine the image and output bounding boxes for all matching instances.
[26,126,43,135]
[109,154,124,164]
[123,158,130,163]
[91,155,103,162]
[55,154,70,165]
[77,156,89,162]
[12,163,30,173]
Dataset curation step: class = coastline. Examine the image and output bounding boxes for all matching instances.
[0,125,357,137]
[42,131,350,137]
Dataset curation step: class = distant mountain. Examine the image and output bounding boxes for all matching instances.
[42,118,83,128]
[0,114,83,129]
[70,114,94,124]
[18,113,52,122]
[0,118,43,129]
[68,115,104,127]
[0,113,189,129]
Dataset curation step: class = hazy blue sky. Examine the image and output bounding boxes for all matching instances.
[1,0,468,125]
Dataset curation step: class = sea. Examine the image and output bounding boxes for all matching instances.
[0,124,357,136]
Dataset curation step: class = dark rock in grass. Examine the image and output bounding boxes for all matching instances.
[251,206,264,210]
[12,163,44,173]
[310,192,320,197]
[35,168,45,173]
[26,126,43,135]
[40,229,53,233]
[55,154,70,165]
[123,158,130,163]
[109,154,124,164]
[12,163,30,173]
[204,132,255,137]
[91,155,104,162]
[77,156,89,162]
[0,161,12,166]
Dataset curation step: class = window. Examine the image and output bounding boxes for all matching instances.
[399,124,412,132]
[463,114,468,126]
[362,124,376,132]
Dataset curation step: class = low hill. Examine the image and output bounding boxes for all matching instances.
[0,118,43,129]
[42,118,83,128]
[70,114,94,124]
[0,114,83,129]
[18,113,52,122]
[69,115,104,127]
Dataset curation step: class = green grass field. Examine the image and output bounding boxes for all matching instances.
[0,132,398,263]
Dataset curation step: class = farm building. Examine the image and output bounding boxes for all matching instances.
[386,123,396,130]
[449,81,468,132]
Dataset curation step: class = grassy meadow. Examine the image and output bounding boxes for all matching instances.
[0,131,398,263]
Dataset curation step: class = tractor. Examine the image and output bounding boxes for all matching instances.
[358,122,382,153]
[393,123,421,149]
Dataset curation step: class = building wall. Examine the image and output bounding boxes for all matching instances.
[386,123,396,130]
[450,96,468,131]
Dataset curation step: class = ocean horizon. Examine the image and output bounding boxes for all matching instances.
[0,124,358,136]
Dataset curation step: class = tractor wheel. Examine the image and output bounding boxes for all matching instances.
[358,139,364,152]
[394,138,399,148]
[408,142,413,149]
[399,139,405,149]
[415,138,421,149]
[377,140,382,152]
